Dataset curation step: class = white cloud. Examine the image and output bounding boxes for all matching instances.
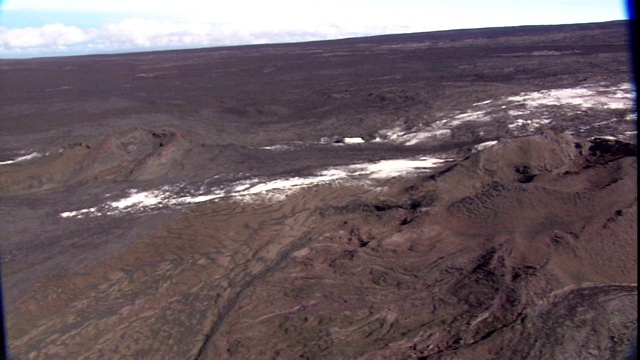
[0,18,411,57]
[0,0,628,58]
[100,18,215,48]
[1,24,93,49]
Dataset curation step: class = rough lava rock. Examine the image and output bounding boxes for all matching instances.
[0,20,636,359]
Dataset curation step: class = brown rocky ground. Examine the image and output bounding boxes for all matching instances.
[205,132,637,360]
[0,20,637,359]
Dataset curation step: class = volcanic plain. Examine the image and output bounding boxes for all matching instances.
[0,20,637,359]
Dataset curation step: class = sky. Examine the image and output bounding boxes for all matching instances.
[0,0,630,58]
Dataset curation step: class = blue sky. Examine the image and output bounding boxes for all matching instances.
[0,0,630,58]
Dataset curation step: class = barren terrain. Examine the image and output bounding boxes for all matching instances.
[0,20,637,359]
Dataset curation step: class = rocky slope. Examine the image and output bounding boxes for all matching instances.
[2,131,636,359]
[203,132,637,359]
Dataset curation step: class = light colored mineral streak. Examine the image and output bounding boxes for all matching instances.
[343,137,366,144]
[508,109,529,116]
[373,83,634,146]
[472,140,498,153]
[260,145,291,151]
[59,83,635,218]
[109,190,166,209]
[0,152,41,165]
[400,129,452,146]
[60,156,452,218]
[443,110,491,127]
[318,83,635,148]
[506,83,634,110]
[374,127,405,142]
[341,157,450,179]
[372,104,492,146]
[373,127,452,145]
[59,207,99,218]
[508,118,552,132]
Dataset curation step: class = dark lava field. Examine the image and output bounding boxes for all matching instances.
[0,20,637,359]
